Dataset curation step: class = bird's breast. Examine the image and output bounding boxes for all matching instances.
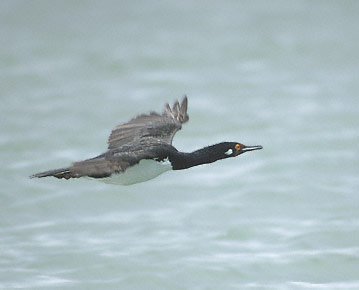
[97,158,172,185]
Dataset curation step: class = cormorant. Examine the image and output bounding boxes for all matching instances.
[31,96,262,185]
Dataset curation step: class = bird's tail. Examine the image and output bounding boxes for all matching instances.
[30,157,113,180]
[30,167,72,179]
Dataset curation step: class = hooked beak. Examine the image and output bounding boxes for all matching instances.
[241,145,263,153]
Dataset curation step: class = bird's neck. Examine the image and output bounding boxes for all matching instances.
[169,145,226,170]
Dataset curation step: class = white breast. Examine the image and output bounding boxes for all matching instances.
[95,159,172,185]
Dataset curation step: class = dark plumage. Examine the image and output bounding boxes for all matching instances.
[31,96,262,184]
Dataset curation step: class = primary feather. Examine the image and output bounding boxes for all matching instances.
[107,97,188,150]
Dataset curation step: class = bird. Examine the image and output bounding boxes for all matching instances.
[31,96,262,185]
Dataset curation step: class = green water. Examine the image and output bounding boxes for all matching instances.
[1,1,359,289]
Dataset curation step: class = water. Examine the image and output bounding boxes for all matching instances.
[1,1,359,289]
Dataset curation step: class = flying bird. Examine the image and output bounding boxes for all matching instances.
[31,96,262,185]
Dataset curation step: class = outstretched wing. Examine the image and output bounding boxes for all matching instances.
[108,96,189,150]
[31,141,174,179]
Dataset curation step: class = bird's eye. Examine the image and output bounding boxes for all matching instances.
[235,144,241,150]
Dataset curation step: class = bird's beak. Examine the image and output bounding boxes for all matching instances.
[241,145,263,152]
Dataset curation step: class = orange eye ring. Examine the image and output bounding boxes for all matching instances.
[235,144,241,150]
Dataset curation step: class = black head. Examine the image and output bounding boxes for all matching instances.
[221,142,263,158]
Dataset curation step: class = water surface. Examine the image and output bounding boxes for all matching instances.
[1,1,359,289]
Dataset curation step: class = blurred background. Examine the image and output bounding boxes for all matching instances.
[1,1,358,289]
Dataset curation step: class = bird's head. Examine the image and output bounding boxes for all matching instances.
[170,141,263,170]
[221,142,263,158]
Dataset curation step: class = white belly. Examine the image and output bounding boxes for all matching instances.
[94,159,172,185]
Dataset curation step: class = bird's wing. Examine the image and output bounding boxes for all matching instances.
[107,96,189,150]
[53,142,174,179]
[69,151,150,178]
[31,141,174,179]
